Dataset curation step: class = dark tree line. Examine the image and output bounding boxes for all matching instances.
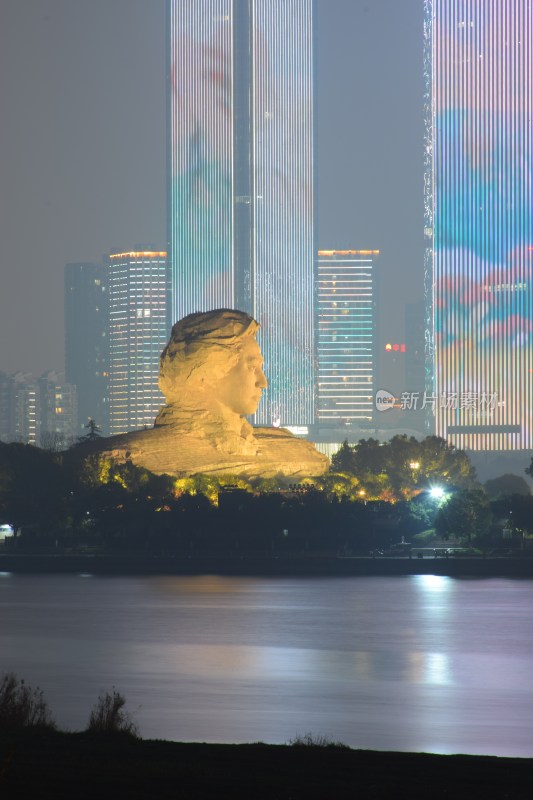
[1,438,532,554]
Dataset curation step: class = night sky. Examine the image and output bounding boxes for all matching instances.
[0,0,423,376]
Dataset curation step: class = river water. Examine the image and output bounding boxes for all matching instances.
[0,572,532,756]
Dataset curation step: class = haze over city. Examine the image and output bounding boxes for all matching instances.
[0,0,423,376]
[2,3,533,783]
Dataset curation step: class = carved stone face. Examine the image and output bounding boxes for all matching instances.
[216,337,268,416]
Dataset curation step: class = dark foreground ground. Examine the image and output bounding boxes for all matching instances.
[0,730,531,799]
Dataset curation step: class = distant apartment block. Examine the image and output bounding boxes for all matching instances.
[38,371,78,449]
[0,371,77,448]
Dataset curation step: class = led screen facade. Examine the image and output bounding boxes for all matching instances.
[168,0,316,426]
[425,0,533,450]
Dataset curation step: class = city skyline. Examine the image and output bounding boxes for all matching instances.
[0,0,423,379]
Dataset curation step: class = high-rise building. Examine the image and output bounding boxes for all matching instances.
[64,262,108,435]
[425,0,533,450]
[0,372,40,445]
[107,249,168,435]
[316,250,376,429]
[38,371,78,449]
[168,0,316,426]
[0,372,10,442]
[0,371,77,448]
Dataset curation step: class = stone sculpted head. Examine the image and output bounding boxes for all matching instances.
[159,309,268,416]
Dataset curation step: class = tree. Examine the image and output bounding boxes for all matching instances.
[418,436,476,488]
[434,488,492,542]
[0,672,55,729]
[330,440,356,473]
[352,438,387,476]
[490,493,533,534]
[329,435,477,502]
[80,418,102,441]
[87,688,138,737]
[316,472,361,502]
[386,435,423,498]
[0,442,72,535]
[40,431,73,452]
[484,474,531,499]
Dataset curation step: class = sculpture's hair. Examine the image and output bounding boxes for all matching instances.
[159,309,260,402]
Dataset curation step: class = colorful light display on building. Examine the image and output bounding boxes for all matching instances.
[425,0,533,450]
[168,0,316,426]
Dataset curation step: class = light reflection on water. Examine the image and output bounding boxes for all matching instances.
[0,573,532,756]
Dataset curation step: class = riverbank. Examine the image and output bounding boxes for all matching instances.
[0,730,531,799]
[1,552,533,577]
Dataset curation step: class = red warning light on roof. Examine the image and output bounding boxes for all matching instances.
[384,343,406,353]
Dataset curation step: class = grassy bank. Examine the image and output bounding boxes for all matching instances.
[0,729,531,799]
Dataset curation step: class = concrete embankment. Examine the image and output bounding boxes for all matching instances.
[1,553,533,577]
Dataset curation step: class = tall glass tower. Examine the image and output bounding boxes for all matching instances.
[168,0,316,426]
[425,0,533,450]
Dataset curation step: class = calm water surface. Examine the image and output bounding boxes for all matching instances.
[1,572,532,756]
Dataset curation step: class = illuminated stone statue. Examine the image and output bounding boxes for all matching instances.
[98,309,329,479]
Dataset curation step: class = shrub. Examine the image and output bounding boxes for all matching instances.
[0,672,55,730]
[86,687,139,737]
[288,732,348,749]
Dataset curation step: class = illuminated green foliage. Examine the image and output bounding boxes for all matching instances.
[329,435,476,502]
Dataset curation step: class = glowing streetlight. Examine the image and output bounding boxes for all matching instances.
[429,486,445,500]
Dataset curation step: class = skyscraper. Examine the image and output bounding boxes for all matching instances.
[64,262,108,434]
[38,371,78,449]
[168,0,316,426]
[107,249,168,435]
[0,371,77,448]
[0,372,40,445]
[317,250,376,429]
[425,0,533,450]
